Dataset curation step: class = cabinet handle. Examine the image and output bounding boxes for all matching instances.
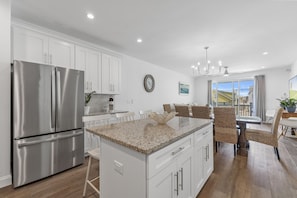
[207,144,209,160]
[171,146,185,156]
[90,82,92,91]
[174,172,179,196]
[179,168,184,191]
[205,146,208,161]
[49,54,52,64]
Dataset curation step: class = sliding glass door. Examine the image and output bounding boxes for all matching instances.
[212,79,254,116]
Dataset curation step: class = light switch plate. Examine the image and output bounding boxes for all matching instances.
[113,160,124,175]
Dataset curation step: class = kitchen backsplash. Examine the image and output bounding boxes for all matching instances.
[88,94,113,113]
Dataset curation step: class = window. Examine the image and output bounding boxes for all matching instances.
[212,79,254,116]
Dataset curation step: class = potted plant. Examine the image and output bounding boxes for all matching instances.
[85,91,95,115]
[277,98,297,113]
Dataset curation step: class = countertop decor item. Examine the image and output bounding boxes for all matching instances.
[148,112,177,124]
[85,91,95,115]
[85,91,96,106]
[143,74,155,92]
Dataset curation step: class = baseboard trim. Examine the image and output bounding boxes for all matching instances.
[0,174,12,188]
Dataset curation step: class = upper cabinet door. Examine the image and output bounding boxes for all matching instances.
[49,38,74,68]
[102,53,121,94]
[75,46,101,93]
[75,46,87,71]
[101,53,111,94]
[110,56,121,94]
[87,49,101,93]
[12,26,75,69]
[13,27,49,64]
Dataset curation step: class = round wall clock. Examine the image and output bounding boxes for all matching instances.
[144,74,155,92]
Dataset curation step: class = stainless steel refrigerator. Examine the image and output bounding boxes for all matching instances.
[12,60,84,187]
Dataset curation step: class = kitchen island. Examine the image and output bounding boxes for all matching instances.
[87,116,213,198]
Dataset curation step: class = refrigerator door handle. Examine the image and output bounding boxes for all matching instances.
[56,69,61,128]
[17,131,84,148]
[51,69,56,130]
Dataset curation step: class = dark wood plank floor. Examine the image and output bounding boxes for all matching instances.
[1,124,297,198]
[197,124,297,198]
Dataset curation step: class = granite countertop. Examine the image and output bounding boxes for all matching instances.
[87,117,212,155]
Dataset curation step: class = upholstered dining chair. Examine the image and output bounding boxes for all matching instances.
[83,114,112,197]
[192,106,211,119]
[116,112,135,122]
[174,105,190,117]
[245,107,284,160]
[214,107,239,156]
[163,104,172,113]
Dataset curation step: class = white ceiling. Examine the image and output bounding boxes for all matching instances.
[11,0,297,76]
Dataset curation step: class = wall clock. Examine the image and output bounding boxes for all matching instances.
[144,74,155,92]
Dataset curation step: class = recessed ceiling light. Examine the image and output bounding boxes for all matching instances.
[137,38,142,43]
[87,13,94,19]
[262,51,268,55]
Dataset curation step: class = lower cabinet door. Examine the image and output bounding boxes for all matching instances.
[148,163,177,198]
[178,150,193,198]
[193,138,204,195]
[204,131,214,179]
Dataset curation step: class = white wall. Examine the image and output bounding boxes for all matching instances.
[115,55,194,117]
[194,67,290,111]
[0,0,11,188]
[290,60,297,78]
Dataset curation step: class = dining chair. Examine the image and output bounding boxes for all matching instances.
[116,112,135,122]
[83,114,112,197]
[192,106,210,119]
[214,107,239,156]
[139,110,152,119]
[245,107,284,160]
[163,104,172,113]
[174,105,190,117]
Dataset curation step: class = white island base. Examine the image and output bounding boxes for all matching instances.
[99,123,213,198]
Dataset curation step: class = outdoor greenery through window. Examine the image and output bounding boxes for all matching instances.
[212,80,254,116]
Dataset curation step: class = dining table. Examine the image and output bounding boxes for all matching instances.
[236,116,262,156]
[279,117,297,137]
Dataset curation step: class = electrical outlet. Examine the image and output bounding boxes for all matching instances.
[114,160,124,175]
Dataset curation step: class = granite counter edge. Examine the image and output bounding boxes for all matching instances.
[86,121,212,155]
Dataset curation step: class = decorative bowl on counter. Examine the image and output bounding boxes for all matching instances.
[148,112,177,124]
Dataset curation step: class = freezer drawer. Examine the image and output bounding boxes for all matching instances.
[13,130,84,187]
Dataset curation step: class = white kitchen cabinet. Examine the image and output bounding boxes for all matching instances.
[148,162,176,198]
[98,121,213,198]
[148,135,193,198]
[193,124,214,195]
[48,37,74,68]
[12,26,74,68]
[75,45,102,93]
[101,53,121,94]
[204,127,214,179]
[178,150,193,198]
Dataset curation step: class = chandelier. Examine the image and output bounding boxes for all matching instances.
[191,46,229,76]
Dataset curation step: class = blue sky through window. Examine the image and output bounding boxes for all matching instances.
[213,80,254,96]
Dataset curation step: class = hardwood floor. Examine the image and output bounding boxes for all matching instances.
[197,124,297,198]
[0,158,99,198]
[1,124,297,198]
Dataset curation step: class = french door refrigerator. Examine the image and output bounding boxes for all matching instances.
[12,60,84,187]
